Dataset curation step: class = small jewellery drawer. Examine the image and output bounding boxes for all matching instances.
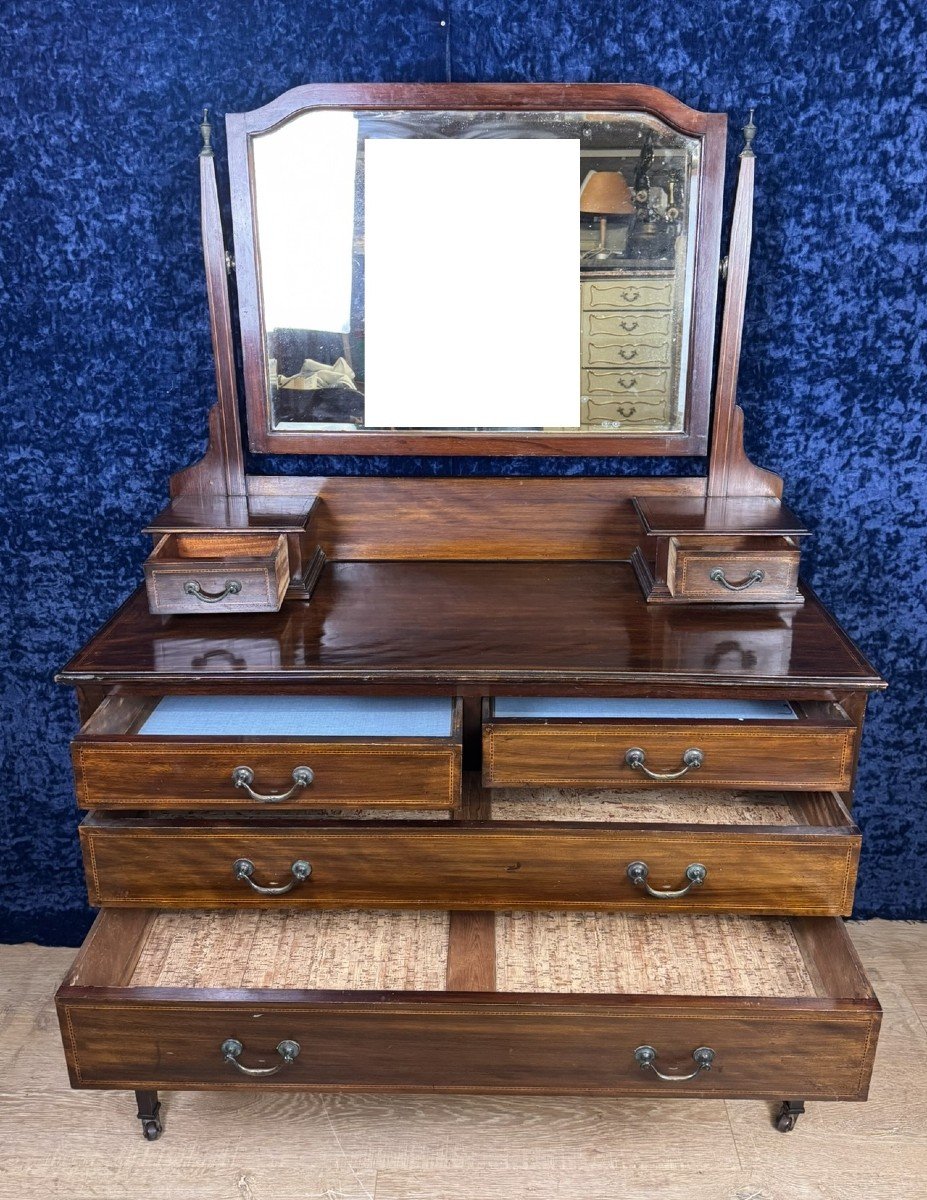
[79,785,860,915]
[582,310,672,341]
[483,698,856,790]
[581,367,670,401]
[57,908,879,1099]
[144,533,289,615]
[668,536,801,603]
[72,694,462,811]
[584,335,671,369]
[583,397,670,428]
[582,278,674,310]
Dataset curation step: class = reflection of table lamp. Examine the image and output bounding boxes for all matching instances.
[580,171,635,267]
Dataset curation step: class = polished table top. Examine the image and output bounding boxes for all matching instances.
[58,562,884,694]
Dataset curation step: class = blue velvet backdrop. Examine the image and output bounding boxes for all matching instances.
[1,1,924,943]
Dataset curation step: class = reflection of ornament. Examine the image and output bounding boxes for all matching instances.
[626,136,683,261]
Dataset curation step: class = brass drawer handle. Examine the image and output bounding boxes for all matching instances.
[183,579,243,603]
[634,1045,715,1081]
[232,765,314,803]
[617,347,638,360]
[621,287,641,302]
[619,319,639,332]
[625,747,703,779]
[221,1038,300,1076]
[617,376,638,389]
[627,861,707,898]
[233,857,312,895]
[709,567,766,592]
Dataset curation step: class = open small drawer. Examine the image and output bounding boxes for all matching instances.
[72,695,462,811]
[483,697,856,790]
[57,908,880,1100]
[143,533,289,614]
[79,784,860,915]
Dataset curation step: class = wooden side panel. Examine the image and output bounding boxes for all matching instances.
[79,820,860,916]
[57,997,879,1099]
[72,741,461,811]
[483,721,855,791]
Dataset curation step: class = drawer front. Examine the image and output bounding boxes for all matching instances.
[583,397,670,428]
[583,310,672,341]
[145,564,284,614]
[582,278,674,311]
[56,911,880,1098]
[59,998,878,1099]
[72,695,463,811]
[670,545,801,602]
[80,815,860,915]
[483,720,855,790]
[583,334,671,369]
[73,741,461,810]
[582,367,671,401]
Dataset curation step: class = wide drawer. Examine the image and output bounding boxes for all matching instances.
[483,698,856,790]
[72,695,462,811]
[57,908,880,1098]
[79,784,860,915]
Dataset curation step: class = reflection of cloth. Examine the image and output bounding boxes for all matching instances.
[278,356,358,391]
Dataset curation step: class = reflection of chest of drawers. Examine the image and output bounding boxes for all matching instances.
[581,275,678,430]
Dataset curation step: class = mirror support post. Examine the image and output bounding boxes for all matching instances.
[707,110,782,500]
[170,110,246,501]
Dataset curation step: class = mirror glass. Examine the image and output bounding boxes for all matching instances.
[250,110,701,435]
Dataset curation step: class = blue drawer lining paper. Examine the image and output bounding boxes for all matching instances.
[491,698,798,720]
[139,695,455,738]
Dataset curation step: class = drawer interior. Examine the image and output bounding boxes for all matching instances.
[137,695,456,738]
[672,535,799,557]
[490,697,800,720]
[81,694,459,739]
[81,783,853,829]
[487,786,847,827]
[67,908,873,1002]
[149,532,284,564]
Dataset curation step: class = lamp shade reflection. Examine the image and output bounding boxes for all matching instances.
[580,170,635,263]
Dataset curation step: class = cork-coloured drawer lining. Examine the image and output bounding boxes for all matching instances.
[128,908,816,998]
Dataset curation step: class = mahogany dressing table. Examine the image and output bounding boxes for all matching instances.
[54,85,885,1140]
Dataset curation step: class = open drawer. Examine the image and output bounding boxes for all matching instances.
[79,783,860,915]
[483,697,856,790]
[57,908,880,1099]
[72,695,462,811]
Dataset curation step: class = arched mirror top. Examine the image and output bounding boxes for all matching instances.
[227,84,727,457]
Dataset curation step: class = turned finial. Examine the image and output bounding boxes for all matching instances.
[199,108,213,157]
[740,108,757,158]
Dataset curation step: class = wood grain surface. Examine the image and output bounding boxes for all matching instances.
[56,563,885,692]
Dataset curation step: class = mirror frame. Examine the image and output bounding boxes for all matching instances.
[227,83,727,457]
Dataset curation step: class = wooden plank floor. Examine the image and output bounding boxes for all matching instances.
[1,920,925,1200]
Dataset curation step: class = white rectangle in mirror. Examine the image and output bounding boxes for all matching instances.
[363,138,580,429]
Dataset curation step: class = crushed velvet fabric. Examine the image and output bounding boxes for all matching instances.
[0,1,924,943]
